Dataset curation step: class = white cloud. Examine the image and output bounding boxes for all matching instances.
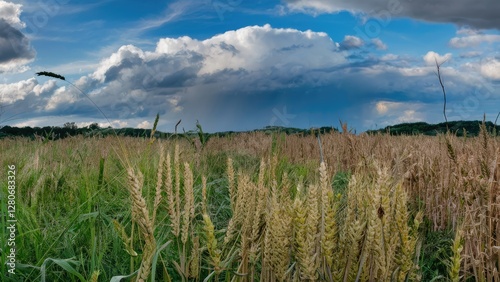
[76,120,127,128]
[155,24,345,75]
[423,51,452,66]
[372,38,387,50]
[380,54,398,61]
[375,101,392,114]
[375,101,404,115]
[459,51,481,58]
[104,120,128,128]
[137,120,151,129]
[0,62,31,73]
[340,35,364,49]
[284,0,344,14]
[456,28,479,36]
[398,66,432,77]
[396,110,421,123]
[91,45,146,82]
[374,101,424,124]
[131,0,200,34]
[0,1,25,29]
[167,96,183,113]
[480,58,500,80]
[449,34,500,48]
[0,78,36,103]
[45,86,78,111]
[33,80,57,96]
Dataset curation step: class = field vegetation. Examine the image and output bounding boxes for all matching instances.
[0,121,499,281]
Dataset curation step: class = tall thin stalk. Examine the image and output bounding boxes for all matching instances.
[434,58,448,130]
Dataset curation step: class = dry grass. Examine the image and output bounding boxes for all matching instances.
[203,128,499,280]
[2,126,499,281]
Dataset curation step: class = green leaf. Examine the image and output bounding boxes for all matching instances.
[110,270,139,282]
[40,257,85,282]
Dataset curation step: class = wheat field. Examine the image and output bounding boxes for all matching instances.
[0,124,499,281]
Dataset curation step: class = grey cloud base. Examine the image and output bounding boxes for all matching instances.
[284,0,500,30]
[0,19,35,67]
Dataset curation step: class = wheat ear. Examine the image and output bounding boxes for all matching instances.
[127,168,156,282]
[152,145,164,226]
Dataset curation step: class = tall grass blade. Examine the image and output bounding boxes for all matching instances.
[40,257,85,282]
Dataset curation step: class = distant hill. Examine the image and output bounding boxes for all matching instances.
[1,121,498,140]
[0,124,338,140]
[365,120,500,136]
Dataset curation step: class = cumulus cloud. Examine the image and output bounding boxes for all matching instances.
[371,38,387,50]
[155,24,345,74]
[283,0,500,30]
[0,78,37,103]
[80,24,347,117]
[480,58,500,80]
[423,51,452,66]
[0,24,349,131]
[137,120,151,129]
[2,24,492,132]
[45,86,78,111]
[449,33,500,48]
[0,1,25,29]
[339,35,364,50]
[374,101,424,124]
[33,80,57,96]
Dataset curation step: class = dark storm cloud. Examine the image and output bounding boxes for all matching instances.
[284,0,500,30]
[0,19,34,65]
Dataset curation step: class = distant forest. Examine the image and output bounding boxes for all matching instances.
[365,120,500,136]
[0,122,337,141]
[0,120,498,140]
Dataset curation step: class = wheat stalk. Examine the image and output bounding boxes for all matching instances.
[264,185,292,281]
[152,145,164,226]
[181,162,194,245]
[173,144,181,237]
[448,223,464,282]
[127,168,156,282]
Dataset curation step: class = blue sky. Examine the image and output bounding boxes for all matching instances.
[1,0,499,132]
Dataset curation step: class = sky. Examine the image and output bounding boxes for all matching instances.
[0,0,499,133]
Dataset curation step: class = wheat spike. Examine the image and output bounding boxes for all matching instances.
[188,236,200,279]
[227,157,236,210]
[181,162,194,245]
[163,152,180,237]
[88,270,100,282]
[203,213,222,273]
[174,144,181,237]
[264,186,292,281]
[127,168,156,282]
[448,224,464,282]
[152,145,164,226]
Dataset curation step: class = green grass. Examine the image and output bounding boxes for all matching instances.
[0,135,476,281]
